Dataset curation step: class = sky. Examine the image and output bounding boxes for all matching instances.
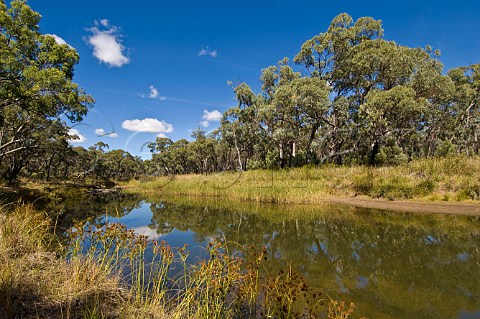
[28,0,480,158]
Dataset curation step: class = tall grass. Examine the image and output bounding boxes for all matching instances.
[1,204,363,319]
[125,156,480,203]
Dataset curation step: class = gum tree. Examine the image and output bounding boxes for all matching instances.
[0,0,93,182]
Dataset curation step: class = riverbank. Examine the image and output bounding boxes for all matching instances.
[124,156,480,215]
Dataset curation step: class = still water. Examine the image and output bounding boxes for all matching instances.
[62,193,480,319]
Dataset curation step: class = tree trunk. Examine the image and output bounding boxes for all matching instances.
[306,123,319,163]
[46,153,56,182]
[369,140,379,165]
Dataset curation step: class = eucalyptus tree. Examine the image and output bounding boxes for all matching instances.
[254,59,303,168]
[220,81,263,170]
[292,13,385,163]
[189,129,224,173]
[146,13,479,174]
[0,0,93,182]
[148,137,174,175]
[23,120,74,181]
[448,64,480,155]
[293,13,463,163]
[102,149,142,181]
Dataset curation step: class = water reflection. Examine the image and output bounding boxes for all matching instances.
[66,194,480,319]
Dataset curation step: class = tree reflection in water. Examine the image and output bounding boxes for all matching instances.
[68,194,480,319]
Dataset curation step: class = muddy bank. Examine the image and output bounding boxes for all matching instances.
[330,197,480,216]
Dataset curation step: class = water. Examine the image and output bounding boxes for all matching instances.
[63,193,480,319]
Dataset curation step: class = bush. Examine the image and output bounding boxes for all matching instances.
[374,144,408,166]
[370,177,415,200]
[459,182,480,200]
[415,179,437,197]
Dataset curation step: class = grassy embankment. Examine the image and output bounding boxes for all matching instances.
[125,156,480,204]
[0,204,360,319]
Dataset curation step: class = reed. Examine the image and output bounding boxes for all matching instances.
[1,204,363,319]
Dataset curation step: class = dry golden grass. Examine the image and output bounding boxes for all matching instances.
[0,204,126,319]
[125,156,480,204]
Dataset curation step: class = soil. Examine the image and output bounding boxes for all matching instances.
[330,197,480,216]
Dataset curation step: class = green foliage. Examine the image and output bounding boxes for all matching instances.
[459,182,480,200]
[144,13,479,174]
[369,177,416,200]
[374,144,408,166]
[0,0,93,182]
[435,140,457,158]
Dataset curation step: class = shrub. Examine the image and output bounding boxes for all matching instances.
[459,182,480,200]
[370,177,415,200]
[414,179,437,197]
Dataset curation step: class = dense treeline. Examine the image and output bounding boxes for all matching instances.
[1,1,478,183]
[148,13,479,175]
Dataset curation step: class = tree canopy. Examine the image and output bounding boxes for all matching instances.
[0,0,93,182]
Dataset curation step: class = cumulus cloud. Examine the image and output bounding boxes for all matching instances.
[198,47,218,58]
[156,133,167,138]
[68,128,87,143]
[202,109,222,121]
[200,110,222,128]
[122,118,174,133]
[95,128,118,138]
[86,20,130,67]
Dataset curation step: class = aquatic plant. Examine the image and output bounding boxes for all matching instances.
[1,204,362,318]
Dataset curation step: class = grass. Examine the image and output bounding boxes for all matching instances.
[124,156,480,204]
[0,204,363,319]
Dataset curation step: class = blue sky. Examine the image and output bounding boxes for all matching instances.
[29,0,480,158]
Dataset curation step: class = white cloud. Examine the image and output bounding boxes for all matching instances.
[86,20,130,67]
[140,85,167,101]
[156,133,167,138]
[95,128,118,138]
[94,128,104,135]
[149,85,159,98]
[122,118,174,133]
[68,128,87,143]
[202,109,222,122]
[48,34,67,45]
[200,110,222,128]
[198,47,218,58]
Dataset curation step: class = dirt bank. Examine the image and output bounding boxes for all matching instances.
[330,197,480,216]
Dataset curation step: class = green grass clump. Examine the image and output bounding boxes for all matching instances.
[369,177,416,200]
[458,182,480,200]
